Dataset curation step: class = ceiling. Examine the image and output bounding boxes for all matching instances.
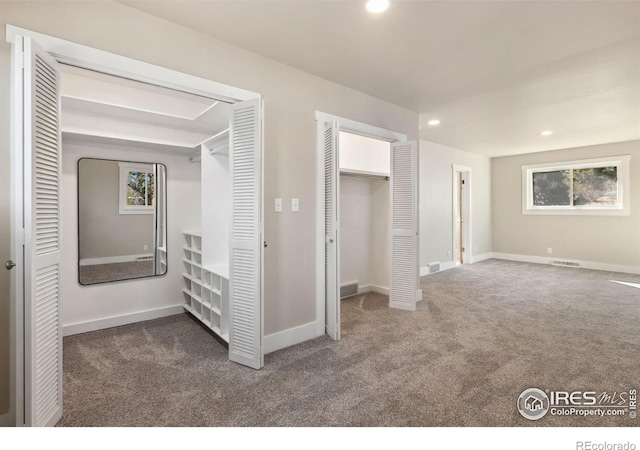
[123,0,640,157]
[60,64,230,154]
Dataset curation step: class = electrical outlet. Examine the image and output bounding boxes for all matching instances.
[143,244,148,251]
[447,250,451,258]
[275,198,282,213]
[547,247,553,254]
[291,198,299,212]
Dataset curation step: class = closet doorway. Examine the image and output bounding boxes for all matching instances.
[316,112,419,341]
[452,165,472,265]
[9,28,264,427]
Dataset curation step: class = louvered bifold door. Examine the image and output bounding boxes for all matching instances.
[324,121,340,340]
[390,141,418,311]
[22,37,63,426]
[228,98,264,369]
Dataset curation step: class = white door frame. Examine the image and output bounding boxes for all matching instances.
[7,25,263,426]
[452,164,472,265]
[314,111,411,337]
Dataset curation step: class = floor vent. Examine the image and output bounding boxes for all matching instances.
[428,262,441,274]
[340,282,359,298]
[137,255,154,262]
[551,260,580,268]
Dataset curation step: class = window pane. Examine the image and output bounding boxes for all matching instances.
[127,171,147,206]
[147,173,155,206]
[573,166,617,206]
[532,170,571,206]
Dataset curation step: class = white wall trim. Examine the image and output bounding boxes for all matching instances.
[470,252,494,264]
[452,164,472,265]
[264,321,322,354]
[79,254,154,266]
[420,261,457,277]
[357,284,389,296]
[5,25,259,103]
[0,412,13,427]
[493,252,640,275]
[315,111,407,143]
[62,304,184,337]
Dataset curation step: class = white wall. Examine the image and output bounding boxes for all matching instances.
[61,141,201,332]
[369,178,390,289]
[492,140,640,269]
[201,143,230,268]
[419,140,492,273]
[339,131,391,175]
[339,176,372,288]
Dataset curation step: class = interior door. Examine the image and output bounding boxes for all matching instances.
[390,141,418,311]
[19,36,63,426]
[228,98,264,369]
[324,121,340,340]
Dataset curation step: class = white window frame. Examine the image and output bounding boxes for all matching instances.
[522,155,631,216]
[118,162,155,214]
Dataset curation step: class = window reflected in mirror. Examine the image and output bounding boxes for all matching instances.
[78,158,167,285]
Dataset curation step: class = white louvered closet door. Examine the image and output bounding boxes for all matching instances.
[390,141,418,311]
[228,98,264,369]
[22,37,63,426]
[324,121,340,340]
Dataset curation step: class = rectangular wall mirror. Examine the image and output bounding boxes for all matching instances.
[78,158,168,285]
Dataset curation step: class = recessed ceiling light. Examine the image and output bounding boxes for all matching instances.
[427,119,441,126]
[541,130,553,136]
[366,0,390,14]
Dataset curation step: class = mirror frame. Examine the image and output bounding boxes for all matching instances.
[76,157,168,286]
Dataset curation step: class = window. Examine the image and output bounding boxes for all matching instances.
[119,162,155,214]
[522,156,630,215]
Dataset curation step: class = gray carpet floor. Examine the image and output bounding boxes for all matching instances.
[59,259,640,426]
[79,261,155,285]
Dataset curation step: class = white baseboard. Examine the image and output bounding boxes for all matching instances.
[63,304,185,336]
[360,284,389,295]
[470,252,494,263]
[492,252,640,275]
[264,321,322,354]
[0,412,12,427]
[79,254,153,266]
[420,261,457,276]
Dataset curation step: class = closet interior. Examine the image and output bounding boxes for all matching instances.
[339,131,391,300]
[59,64,233,345]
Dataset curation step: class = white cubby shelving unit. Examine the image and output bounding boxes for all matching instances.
[182,231,230,342]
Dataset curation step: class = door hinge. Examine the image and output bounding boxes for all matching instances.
[462,180,465,185]
[462,247,465,252]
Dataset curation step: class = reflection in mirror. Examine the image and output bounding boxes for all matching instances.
[78,158,167,285]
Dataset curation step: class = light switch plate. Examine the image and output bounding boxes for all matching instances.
[291,198,299,212]
[275,198,282,213]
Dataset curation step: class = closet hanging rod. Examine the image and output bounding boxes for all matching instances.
[339,169,389,181]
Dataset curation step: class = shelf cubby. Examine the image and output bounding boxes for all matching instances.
[182,231,229,343]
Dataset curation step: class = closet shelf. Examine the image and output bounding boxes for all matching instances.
[203,263,229,280]
[340,168,389,180]
[183,258,202,268]
[183,230,228,344]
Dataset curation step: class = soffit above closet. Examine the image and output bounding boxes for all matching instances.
[60,65,230,154]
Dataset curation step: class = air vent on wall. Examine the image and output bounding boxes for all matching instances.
[428,262,441,274]
[551,260,580,268]
[137,255,154,262]
[340,282,359,298]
